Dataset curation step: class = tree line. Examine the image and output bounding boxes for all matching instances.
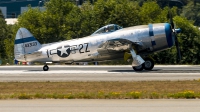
[0,0,200,65]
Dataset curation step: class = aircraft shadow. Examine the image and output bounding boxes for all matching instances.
[26,70,44,71]
[26,69,163,72]
[108,69,161,73]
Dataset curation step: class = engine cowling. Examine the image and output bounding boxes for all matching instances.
[134,23,175,55]
[149,23,174,52]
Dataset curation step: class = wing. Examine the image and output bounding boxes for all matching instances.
[88,38,145,66]
[97,38,142,55]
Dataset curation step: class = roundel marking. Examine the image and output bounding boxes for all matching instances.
[57,46,71,58]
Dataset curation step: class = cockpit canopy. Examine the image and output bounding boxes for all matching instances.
[92,24,123,35]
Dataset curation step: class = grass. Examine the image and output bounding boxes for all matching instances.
[0,81,200,99]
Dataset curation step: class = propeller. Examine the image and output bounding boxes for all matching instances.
[168,9,181,62]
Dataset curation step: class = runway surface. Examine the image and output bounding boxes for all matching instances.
[0,65,199,82]
[0,99,200,112]
[0,66,199,112]
[0,65,200,72]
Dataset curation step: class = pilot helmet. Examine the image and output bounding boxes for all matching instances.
[105,26,109,32]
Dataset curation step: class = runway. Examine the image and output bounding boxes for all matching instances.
[0,65,200,72]
[0,66,199,112]
[0,99,200,112]
[0,65,199,82]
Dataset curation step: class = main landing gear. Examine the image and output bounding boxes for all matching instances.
[43,64,49,71]
[132,58,154,71]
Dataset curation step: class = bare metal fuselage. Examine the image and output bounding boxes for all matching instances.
[17,23,173,63]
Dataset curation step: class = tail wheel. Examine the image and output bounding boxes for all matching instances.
[43,65,49,71]
[132,65,143,71]
[142,58,154,70]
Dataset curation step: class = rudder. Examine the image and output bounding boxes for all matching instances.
[14,28,41,62]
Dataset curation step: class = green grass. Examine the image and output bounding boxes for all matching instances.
[0,81,200,99]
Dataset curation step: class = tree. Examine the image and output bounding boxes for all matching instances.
[17,0,75,43]
[4,0,200,65]
[43,0,75,42]
[65,5,82,39]
[181,2,200,26]
[79,1,97,37]
[174,16,200,64]
[139,1,168,24]
[3,25,15,63]
[0,9,8,59]
[17,7,43,42]
[109,0,140,27]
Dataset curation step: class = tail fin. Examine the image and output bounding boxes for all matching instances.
[14,28,41,62]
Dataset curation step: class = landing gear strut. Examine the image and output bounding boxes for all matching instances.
[43,64,49,71]
[132,58,154,71]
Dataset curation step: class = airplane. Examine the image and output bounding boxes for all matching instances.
[14,21,181,71]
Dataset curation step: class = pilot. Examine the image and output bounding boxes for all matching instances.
[105,26,109,32]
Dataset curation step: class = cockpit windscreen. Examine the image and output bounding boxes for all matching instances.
[92,24,123,35]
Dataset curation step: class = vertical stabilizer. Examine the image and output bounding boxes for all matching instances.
[14,28,41,62]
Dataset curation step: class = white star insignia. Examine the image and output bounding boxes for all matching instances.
[58,46,69,56]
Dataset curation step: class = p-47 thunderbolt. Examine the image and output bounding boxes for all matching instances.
[14,23,181,71]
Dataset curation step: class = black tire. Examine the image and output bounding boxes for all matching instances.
[142,58,154,70]
[43,65,49,71]
[132,65,143,71]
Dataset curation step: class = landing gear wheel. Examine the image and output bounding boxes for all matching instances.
[132,65,143,71]
[142,58,154,70]
[43,65,49,71]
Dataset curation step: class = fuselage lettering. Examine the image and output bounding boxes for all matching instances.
[49,43,90,56]
[79,44,84,53]
[24,42,37,47]
[70,45,77,54]
[84,43,90,52]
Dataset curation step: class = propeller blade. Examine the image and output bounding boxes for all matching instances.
[168,6,181,62]
[167,0,174,29]
[168,9,174,29]
[174,35,181,62]
[170,17,175,29]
